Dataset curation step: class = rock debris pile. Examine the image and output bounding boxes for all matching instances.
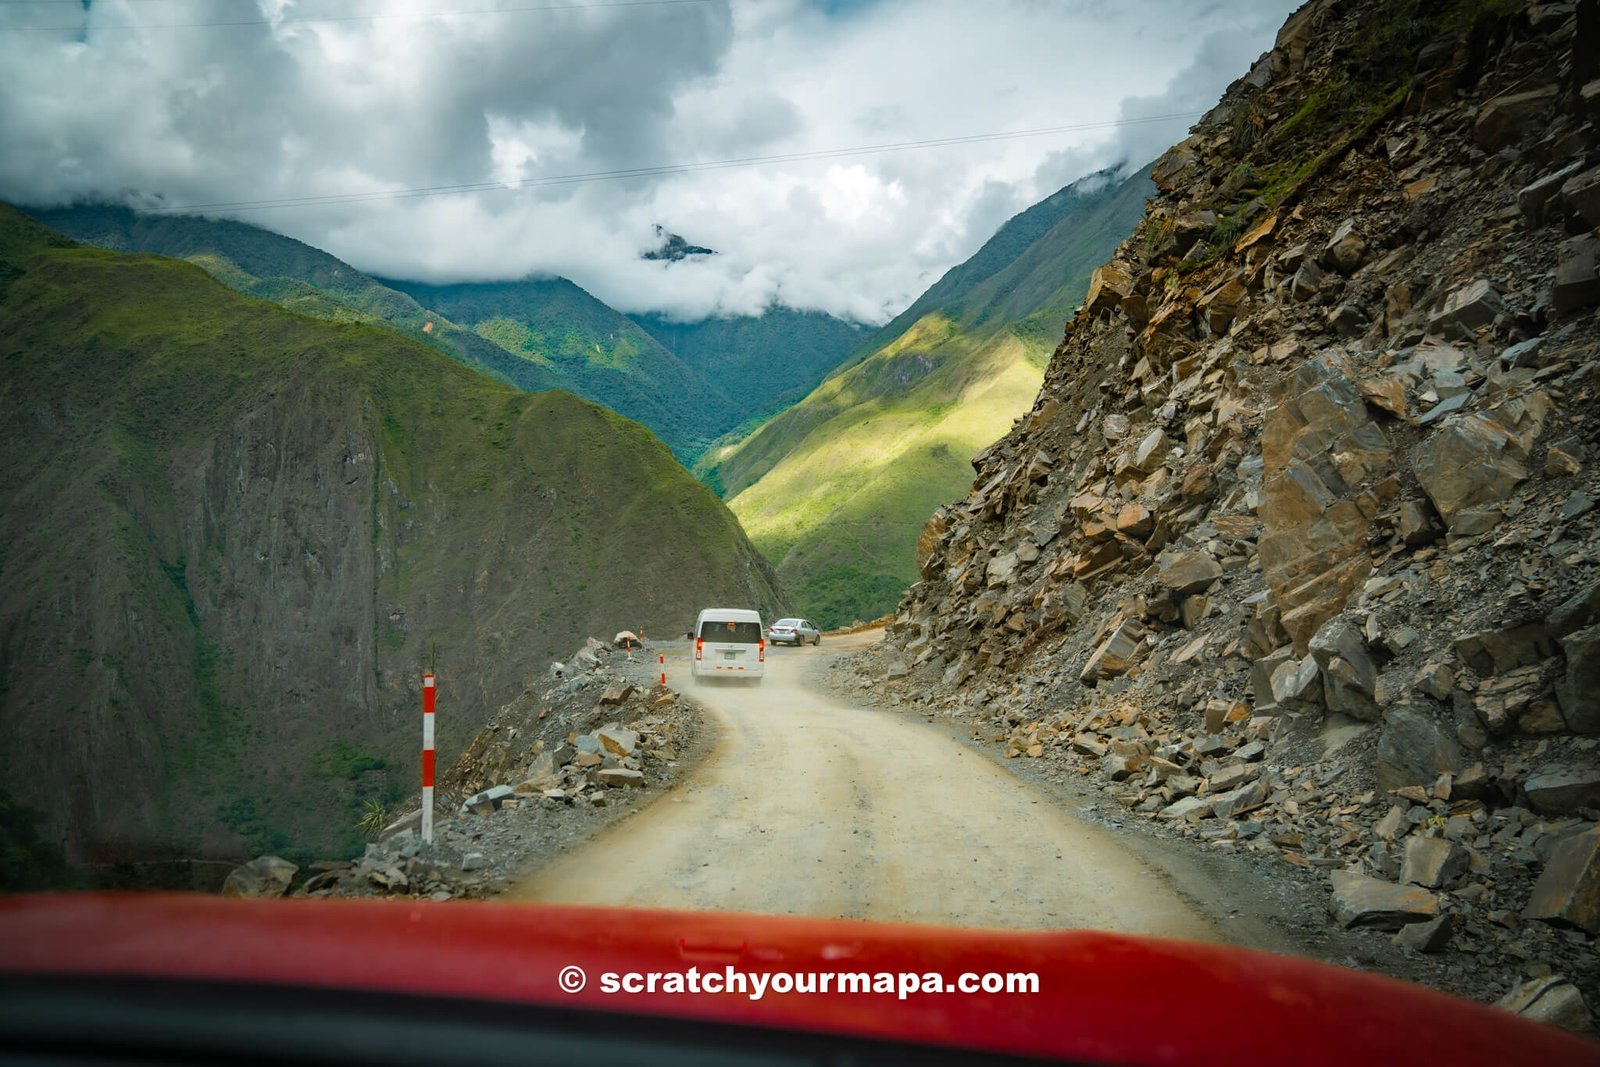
[859,0,1599,1029]
[223,634,702,901]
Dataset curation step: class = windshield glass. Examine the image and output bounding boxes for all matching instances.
[4,0,1596,1059]
[699,621,763,643]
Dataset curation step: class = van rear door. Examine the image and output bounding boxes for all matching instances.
[697,619,763,675]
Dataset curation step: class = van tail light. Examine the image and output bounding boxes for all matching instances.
[695,637,703,661]
[758,639,765,663]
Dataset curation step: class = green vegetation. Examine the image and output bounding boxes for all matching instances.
[1177,0,1520,272]
[391,278,865,463]
[0,203,786,864]
[706,166,1153,626]
[357,799,389,842]
[32,205,865,466]
[0,788,80,891]
[29,204,554,394]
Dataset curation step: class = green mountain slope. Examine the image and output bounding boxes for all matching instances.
[27,204,560,394]
[628,308,868,465]
[384,276,717,461]
[0,203,785,867]
[702,165,1154,626]
[31,206,864,465]
[390,279,864,463]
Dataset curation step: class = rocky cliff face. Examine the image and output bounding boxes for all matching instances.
[0,206,785,865]
[869,0,1600,1016]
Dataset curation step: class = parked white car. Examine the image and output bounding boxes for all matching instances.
[767,618,821,646]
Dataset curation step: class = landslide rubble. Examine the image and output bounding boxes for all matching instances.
[223,635,706,901]
[860,0,1600,1028]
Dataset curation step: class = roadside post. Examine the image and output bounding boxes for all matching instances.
[660,653,666,687]
[422,671,436,845]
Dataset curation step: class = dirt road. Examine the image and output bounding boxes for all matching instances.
[511,632,1220,939]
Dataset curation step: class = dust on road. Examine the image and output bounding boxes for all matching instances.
[511,631,1220,940]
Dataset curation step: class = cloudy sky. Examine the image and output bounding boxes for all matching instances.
[0,0,1299,323]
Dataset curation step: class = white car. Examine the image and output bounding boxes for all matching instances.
[767,618,821,646]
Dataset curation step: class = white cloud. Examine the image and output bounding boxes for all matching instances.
[0,0,1300,323]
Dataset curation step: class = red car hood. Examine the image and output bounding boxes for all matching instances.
[0,894,1591,1065]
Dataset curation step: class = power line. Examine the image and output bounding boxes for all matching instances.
[147,112,1200,215]
[0,0,710,31]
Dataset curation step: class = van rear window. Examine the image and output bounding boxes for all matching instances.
[700,621,763,643]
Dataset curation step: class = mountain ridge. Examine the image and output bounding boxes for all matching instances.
[0,202,786,865]
[702,164,1155,625]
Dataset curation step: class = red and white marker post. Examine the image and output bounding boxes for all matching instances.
[421,672,436,845]
[659,653,666,687]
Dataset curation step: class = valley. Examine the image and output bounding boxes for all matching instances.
[3,0,1599,1041]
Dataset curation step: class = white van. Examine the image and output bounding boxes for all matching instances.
[690,608,765,684]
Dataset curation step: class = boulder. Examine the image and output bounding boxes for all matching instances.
[1290,259,1326,301]
[1428,279,1503,333]
[1150,142,1198,193]
[1329,871,1440,930]
[596,768,646,788]
[1472,665,1553,735]
[1158,549,1223,596]
[1550,582,1600,637]
[1523,828,1600,933]
[1496,976,1594,1033]
[1473,85,1558,150]
[1562,163,1600,230]
[1518,160,1588,224]
[1392,912,1454,953]
[1414,662,1454,701]
[1454,623,1555,675]
[1552,233,1600,314]
[599,683,636,706]
[1270,654,1324,709]
[1209,779,1268,820]
[1308,617,1379,721]
[1258,357,1391,648]
[1080,618,1146,683]
[1321,218,1369,274]
[1523,767,1600,816]
[459,784,516,816]
[597,724,639,757]
[1399,835,1467,889]
[1555,624,1600,735]
[515,752,559,792]
[1199,276,1249,334]
[1413,413,1529,531]
[1250,646,1296,708]
[221,856,299,899]
[378,809,424,841]
[1375,702,1462,792]
[1160,796,1213,821]
[1085,262,1134,316]
[1397,499,1440,545]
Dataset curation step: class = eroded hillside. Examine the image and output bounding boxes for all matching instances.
[860,0,1600,1011]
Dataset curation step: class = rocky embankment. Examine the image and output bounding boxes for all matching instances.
[863,0,1600,1033]
[219,635,704,901]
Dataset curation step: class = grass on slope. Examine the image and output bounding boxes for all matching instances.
[704,165,1153,625]
[393,279,865,464]
[0,202,784,864]
[28,204,562,394]
[728,321,1046,626]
